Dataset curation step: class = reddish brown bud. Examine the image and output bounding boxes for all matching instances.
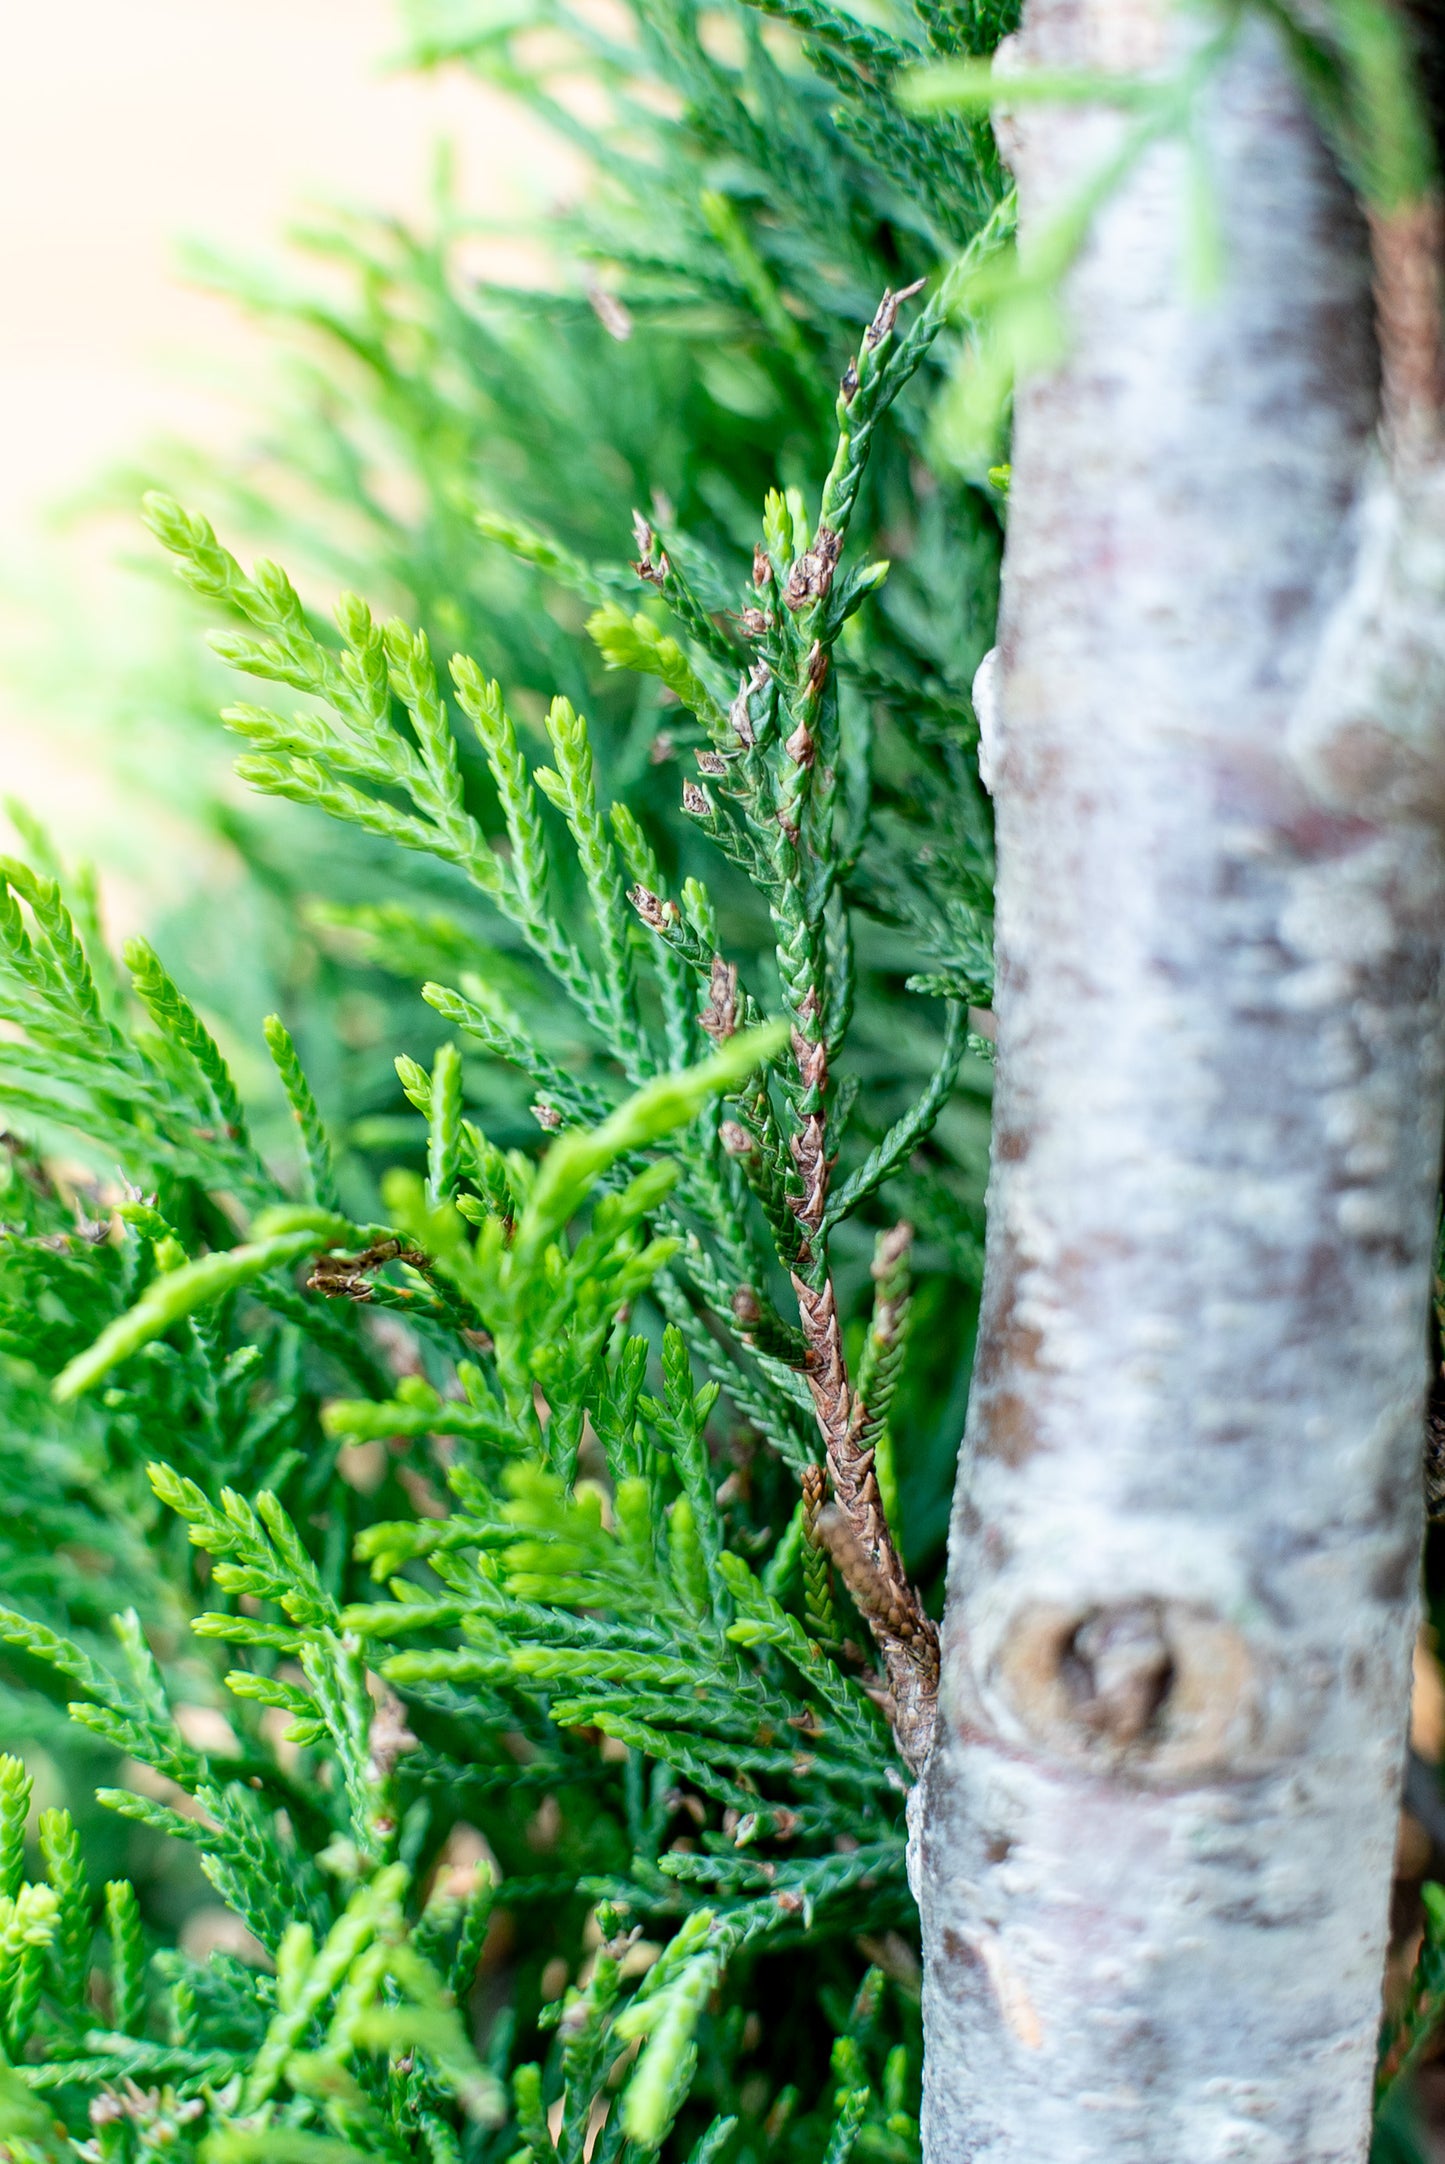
[630,509,667,586]
[699,955,739,1041]
[627,883,677,931]
[864,276,926,352]
[783,526,842,612]
[785,719,816,768]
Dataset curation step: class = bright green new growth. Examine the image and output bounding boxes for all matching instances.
[53,1226,335,1403]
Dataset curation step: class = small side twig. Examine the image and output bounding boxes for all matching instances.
[307,1238,429,1303]
[788,1025,938,1770]
[1370,195,1445,457]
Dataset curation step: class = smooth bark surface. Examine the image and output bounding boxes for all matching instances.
[916,5,1445,2158]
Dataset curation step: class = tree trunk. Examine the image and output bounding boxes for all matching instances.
[915,3,1445,2158]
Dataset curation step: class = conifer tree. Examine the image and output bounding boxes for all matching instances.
[1,2,1445,2162]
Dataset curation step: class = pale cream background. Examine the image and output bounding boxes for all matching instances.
[0,0,558,909]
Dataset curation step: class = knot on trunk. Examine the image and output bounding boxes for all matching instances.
[1060,1599,1174,1749]
[980,1599,1268,1781]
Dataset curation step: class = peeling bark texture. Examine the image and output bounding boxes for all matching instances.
[915,4,1445,2160]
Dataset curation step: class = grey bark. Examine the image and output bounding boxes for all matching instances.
[915,3,1445,2158]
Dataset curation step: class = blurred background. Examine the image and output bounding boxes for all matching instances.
[0,0,561,926]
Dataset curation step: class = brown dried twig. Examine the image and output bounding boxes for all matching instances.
[308,1238,430,1304]
[1371,196,1445,456]
[787,1023,938,1769]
